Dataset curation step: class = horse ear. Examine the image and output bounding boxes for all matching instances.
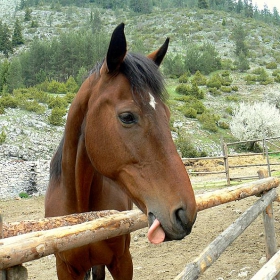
[101,23,127,74]
[147,38,169,66]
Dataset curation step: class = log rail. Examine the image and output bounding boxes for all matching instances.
[0,176,279,278]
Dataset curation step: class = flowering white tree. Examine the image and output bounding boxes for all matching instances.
[230,102,280,141]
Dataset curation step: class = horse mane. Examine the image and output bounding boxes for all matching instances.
[92,52,167,101]
[120,52,167,101]
[50,52,167,180]
[50,136,64,180]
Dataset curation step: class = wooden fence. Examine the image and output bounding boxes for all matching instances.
[0,174,280,279]
[183,136,280,185]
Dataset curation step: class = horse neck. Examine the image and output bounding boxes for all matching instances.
[60,75,102,212]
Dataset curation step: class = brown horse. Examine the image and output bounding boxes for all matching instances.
[45,23,197,280]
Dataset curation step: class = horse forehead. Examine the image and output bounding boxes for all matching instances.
[148,92,157,110]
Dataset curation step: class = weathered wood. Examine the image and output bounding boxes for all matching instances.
[174,188,278,280]
[0,212,6,280]
[0,213,28,280]
[195,177,279,211]
[2,210,119,238]
[0,210,147,269]
[0,178,279,271]
[222,141,230,185]
[250,248,280,280]
[258,170,280,280]
[2,177,279,239]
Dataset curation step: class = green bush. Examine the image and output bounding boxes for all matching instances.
[192,71,207,86]
[178,73,190,83]
[185,42,222,74]
[48,96,68,109]
[218,121,229,129]
[208,87,220,96]
[65,76,79,93]
[175,84,191,95]
[225,95,240,102]
[0,129,6,144]
[272,69,280,76]
[197,112,219,132]
[0,95,18,108]
[232,86,239,91]
[182,107,197,118]
[189,82,205,99]
[225,106,233,115]
[206,75,222,89]
[244,74,257,84]
[176,96,206,116]
[221,59,234,70]
[0,105,5,114]
[266,62,277,69]
[19,192,29,198]
[220,86,232,93]
[64,92,75,103]
[21,100,46,114]
[163,54,185,77]
[252,67,264,75]
[48,107,66,126]
[274,74,280,83]
[175,136,205,158]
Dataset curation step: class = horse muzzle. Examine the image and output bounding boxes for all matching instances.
[147,207,197,244]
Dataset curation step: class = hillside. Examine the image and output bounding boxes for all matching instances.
[0,0,280,157]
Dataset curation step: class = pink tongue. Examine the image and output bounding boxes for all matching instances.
[147,219,165,244]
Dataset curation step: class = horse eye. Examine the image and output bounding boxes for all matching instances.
[118,112,137,125]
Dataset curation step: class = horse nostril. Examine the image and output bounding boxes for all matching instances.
[174,208,190,231]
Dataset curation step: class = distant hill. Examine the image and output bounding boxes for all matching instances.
[0,1,280,156]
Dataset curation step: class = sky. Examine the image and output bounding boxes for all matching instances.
[252,0,280,12]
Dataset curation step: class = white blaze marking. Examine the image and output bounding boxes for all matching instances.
[149,93,157,109]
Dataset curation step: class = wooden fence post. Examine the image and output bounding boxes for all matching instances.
[0,213,28,280]
[263,138,271,176]
[0,213,6,280]
[222,140,230,185]
[175,189,277,280]
[258,169,279,280]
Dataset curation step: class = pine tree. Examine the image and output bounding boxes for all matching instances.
[0,60,10,92]
[91,10,102,34]
[6,58,23,92]
[232,24,248,56]
[273,7,280,25]
[198,0,209,9]
[12,19,24,47]
[236,0,243,13]
[24,8,32,21]
[0,22,13,58]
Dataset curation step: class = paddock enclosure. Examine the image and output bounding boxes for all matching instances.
[1,173,280,279]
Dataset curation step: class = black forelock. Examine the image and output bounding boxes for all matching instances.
[120,52,167,101]
[91,52,167,101]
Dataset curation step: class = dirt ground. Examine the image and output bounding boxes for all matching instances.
[1,155,280,280]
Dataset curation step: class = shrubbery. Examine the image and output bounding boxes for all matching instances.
[0,128,6,144]
[175,135,207,158]
[176,96,206,115]
[47,96,68,109]
[48,107,66,126]
[206,74,222,89]
[175,81,204,99]
[266,62,277,69]
[197,112,219,132]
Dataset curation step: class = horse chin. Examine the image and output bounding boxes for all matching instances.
[148,212,194,243]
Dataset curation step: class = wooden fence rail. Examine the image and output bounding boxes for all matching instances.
[0,177,279,278]
[183,136,280,185]
[174,188,277,280]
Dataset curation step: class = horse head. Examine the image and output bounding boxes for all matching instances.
[84,23,197,243]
